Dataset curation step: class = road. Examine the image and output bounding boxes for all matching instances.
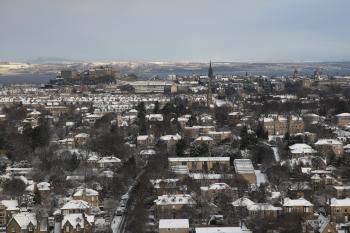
[261,141,281,163]
[111,165,146,233]
[111,215,125,233]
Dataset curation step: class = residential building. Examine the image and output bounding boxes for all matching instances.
[289,143,317,158]
[61,213,94,233]
[72,189,99,208]
[261,115,304,136]
[336,113,350,127]
[314,139,344,158]
[328,198,350,222]
[283,198,314,216]
[168,157,230,173]
[6,212,44,233]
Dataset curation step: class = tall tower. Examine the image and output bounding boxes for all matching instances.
[293,68,298,78]
[207,61,213,107]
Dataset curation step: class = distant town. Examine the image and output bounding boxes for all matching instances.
[1,62,350,233]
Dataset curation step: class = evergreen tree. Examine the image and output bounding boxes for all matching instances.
[137,102,147,134]
[188,115,197,127]
[153,101,160,114]
[256,123,268,139]
[175,139,187,157]
[33,188,42,205]
[240,126,249,150]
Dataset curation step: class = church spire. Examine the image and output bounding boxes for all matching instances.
[207,61,213,108]
[208,60,213,79]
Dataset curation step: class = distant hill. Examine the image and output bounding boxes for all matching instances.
[1,60,350,79]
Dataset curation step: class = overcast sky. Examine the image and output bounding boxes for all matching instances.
[1,0,349,62]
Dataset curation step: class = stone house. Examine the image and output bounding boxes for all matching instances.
[283,197,314,216]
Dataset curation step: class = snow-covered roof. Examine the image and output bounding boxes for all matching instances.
[195,136,214,142]
[315,139,342,145]
[201,183,231,191]
[13,212,37,229]
[1,200,19,211]
[73,188,98,197]
[98,156,121,164]
[195,226,252,233]
[336,113,350,117]
[189,173,233,180]
[61,200,90,210]
[262,117,274,123]
[289,145,317,154]
[247,203,282,211]
[154,194,195,206]
[232,197,255,207]
[160,134,181,142]
[283,198,313,207]
[137,135,153,140]
[330,198,350,207]
[139,149,156,155]
[37,182,50,191]
[159,219,189,229]
[150,179,179,189]
[146,114,163,121]
[271,192,281,199]
[228,112,243,116]
[234,159,254,174]
[61,213,94,229]
[74,133,89,138]
[289,143,312,150]
[333,186,350,190]
[169,157,229,162]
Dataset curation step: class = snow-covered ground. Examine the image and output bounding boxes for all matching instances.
[111,215,124,233]
[255,170,267,186]
[0,63,32,75]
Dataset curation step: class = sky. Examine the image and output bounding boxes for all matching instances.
[0,0,350,62]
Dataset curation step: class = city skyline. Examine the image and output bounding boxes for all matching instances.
[1,0,350,62]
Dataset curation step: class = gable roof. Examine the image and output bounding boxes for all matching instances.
[12,212,37,229]
[61,200,90,210]
[61,213,94,229]
[283,198,313,207]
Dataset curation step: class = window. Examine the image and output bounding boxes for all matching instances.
[181,162,187,165]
